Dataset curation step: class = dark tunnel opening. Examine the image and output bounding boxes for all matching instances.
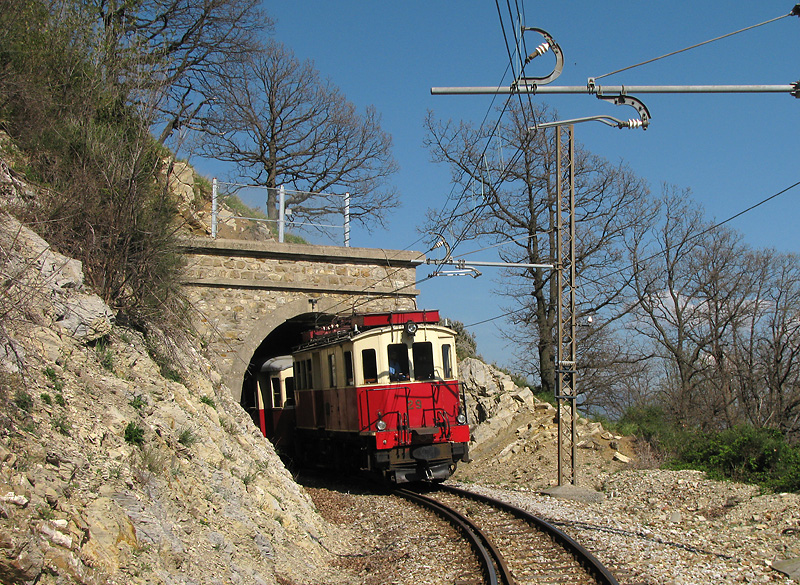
[240,311,337,434]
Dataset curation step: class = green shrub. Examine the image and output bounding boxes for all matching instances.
[129,395,146,410]
[52,416,72,436]
[139,445,167,473]
[95,338,114,371]
[177,428,198,447]
[124,422,145,446]
[44,367,64,392]
[617,405,680,449]
[40,392,52,405]
[145,338,183,383]
[200,395,216,409]
[14,389,33,411]
[668,426,800,493]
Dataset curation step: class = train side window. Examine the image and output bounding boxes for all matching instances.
[311,354,322,390]
[293,362,301,390]
[388,344,410,382]
[271,377,282,408]
[328,353,337,388]
[304,359,313,390]
[285,377,295,406]
[412,342,435,380]
[344,351,354,386]
[362,349,378,384]
[442,344,453,378]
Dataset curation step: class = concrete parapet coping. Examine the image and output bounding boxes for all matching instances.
[181,277,419,296]
[178,237,426,266]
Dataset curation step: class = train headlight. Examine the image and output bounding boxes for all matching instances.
[376,419,387,431]
[456,413,467,425]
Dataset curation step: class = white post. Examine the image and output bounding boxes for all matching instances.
[212,178,218,239]
[344,192,350,247]
[278,185,286,243]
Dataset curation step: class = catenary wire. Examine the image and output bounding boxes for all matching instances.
[462,178,800,329]
[454,227,554,259]
[495,0,533,130]
[593,10,795,81]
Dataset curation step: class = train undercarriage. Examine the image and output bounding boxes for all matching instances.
[294,429,470,484]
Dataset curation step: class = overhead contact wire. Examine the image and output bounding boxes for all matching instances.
[593,10,795,81]
[464,178,800,329]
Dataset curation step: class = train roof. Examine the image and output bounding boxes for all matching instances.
[260,355,293,372]
[355,310,440,328]
[296,310,444,350]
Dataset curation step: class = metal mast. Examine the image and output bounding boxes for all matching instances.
[430,15,798,487]
[555,126,578,486]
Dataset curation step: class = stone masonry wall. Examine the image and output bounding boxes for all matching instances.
[178,238,421,401]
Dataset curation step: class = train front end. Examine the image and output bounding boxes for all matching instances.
[354,312,470,482]
[292,311,471,483]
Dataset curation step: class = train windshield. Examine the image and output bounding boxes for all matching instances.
[388,344,410,381]
[412,342,435,380]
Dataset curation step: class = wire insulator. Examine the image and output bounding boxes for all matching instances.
[524,42,550,64]
[622,119,644,129]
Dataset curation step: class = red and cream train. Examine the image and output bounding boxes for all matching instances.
[254,310,470,483]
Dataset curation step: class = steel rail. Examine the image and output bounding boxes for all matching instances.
[395,488,514,585]
[438,484,620,585]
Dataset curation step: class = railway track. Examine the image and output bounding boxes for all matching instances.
[396,484,620,585]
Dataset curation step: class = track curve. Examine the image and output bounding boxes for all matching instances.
[401,483,620,585]
[395,487,513,585]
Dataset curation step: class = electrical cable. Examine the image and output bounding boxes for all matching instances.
[462,178,800,329]
[593,10,795,81]
[495,0,531,128]
[454,227,554,258]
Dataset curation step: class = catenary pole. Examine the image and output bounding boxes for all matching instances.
[431,24,799,486]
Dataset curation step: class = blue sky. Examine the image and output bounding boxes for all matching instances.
[196,1,800,368]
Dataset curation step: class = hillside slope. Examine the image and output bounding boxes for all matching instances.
[0,210,346,584]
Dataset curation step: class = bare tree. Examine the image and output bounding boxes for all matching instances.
[624,187,714,425]
[44,0,269,143]
[196,40,400,230]
[730,250,800,438]
[423,103,650,401]
[623,186,764,429]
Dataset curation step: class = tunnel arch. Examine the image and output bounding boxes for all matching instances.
[227,296,348,405]
[239,310,343,430]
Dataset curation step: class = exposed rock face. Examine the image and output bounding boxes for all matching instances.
[457,357,633,489]
[0,213,114,343]
[162,159,209,236]
[0,206,344,584]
